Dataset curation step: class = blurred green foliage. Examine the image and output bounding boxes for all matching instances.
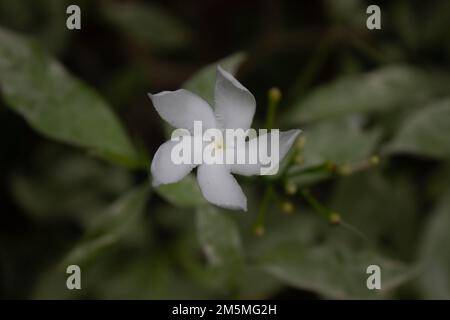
[0,0,450,299]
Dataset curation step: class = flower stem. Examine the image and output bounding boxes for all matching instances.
[254,183,274,236]
[337,155,380,176]
[299,188,340,225]
[266,87,281,130]
[288,160,336,177]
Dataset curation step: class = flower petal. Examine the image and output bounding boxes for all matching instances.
[214,66,256,130]
[230,129,302,176]
[151,139,196,186]
[197,164,247,211]
[149,89,217,133]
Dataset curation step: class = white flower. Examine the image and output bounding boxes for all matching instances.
[149,66,301,211]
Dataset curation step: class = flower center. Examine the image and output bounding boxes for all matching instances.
[214,139,224,151]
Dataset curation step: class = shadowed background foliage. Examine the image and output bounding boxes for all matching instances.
[0,0,449,299]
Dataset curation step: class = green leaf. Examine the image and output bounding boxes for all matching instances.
[0,28,141,168]
[284,66,449,124]
[304,117,381,166]
[62,184,150,266]
[331,171,419,260]
[196,205,243,267]
[90,253,174,299]
[10,146,133,224]
[247,212,412,298]
[33,247,206,299]
[233,266,283,299]
[417,189,450,299]
[386,98,450,159]
[257,241,411,299]
[196,205,244,285]
[90,250,212,300]
[155,174,205,208]
[92,252,211,299]
[0,0,71,54]
[183,52,246,105]
[102,2,190,51]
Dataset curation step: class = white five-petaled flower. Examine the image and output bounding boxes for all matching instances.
[149,66,301,211]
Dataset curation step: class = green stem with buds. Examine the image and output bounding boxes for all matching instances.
[255,87,283,235]
[254,183,273,236]
[265,87,281,130]
[299,188,341,225]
